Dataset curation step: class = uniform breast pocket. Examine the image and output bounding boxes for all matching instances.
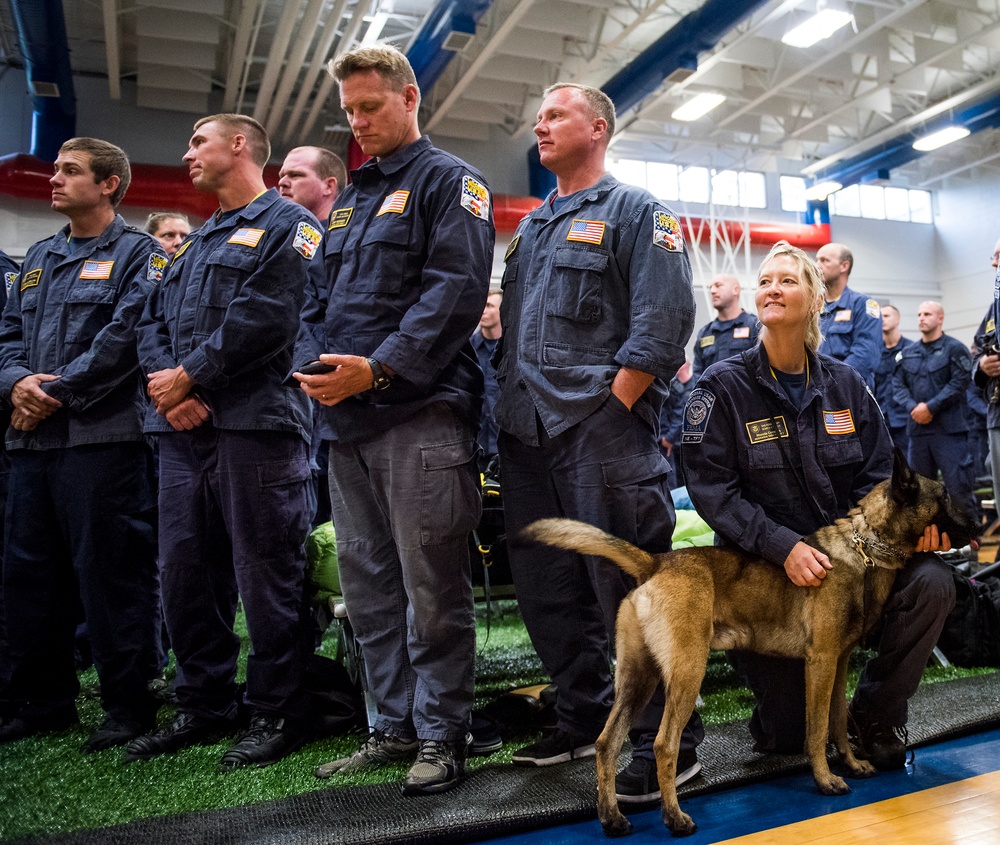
[545,247,607,323]
[65,284,117,343]
[201,248,259,308]
[354,221,410,295]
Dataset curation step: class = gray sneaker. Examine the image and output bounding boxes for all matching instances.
[400,733,471,796]
[314,730,418,779]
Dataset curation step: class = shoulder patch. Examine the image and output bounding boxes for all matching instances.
[292,221,321,260]
[823,409,856,435]
[228,228,265,248]
[328,207,353,230]
[567,219,605,245]
[653,211,683,252]
[681,387,715,443]
[4,271,17,293]
[80,259,114,280]
[461,176,490,221]
[866,298,880,319]
[172,240,191,262]
[377,190,410,216]
[20,268,41,292]
[148,254,168,282]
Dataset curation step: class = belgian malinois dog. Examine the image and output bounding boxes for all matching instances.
[522,451,978,837]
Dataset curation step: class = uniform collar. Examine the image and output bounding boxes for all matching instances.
[355,135,432,181]
[50,214,125,258]
[203,188,280,234]
[538,173,619,219]
[709,310,748,331]
[750,343,824,405]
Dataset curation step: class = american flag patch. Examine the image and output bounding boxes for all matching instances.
[228,228,265,248]
[567,219,605,245]
[824,409,855,435]
[377,190,410,216]
[80,260,114,280]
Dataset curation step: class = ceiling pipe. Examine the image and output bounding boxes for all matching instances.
[223,0,263,112]
[101,0,121,101]
[406,0,494,93]
[252,0,305,126]
[266,0,328,138]
[8,0,76,161]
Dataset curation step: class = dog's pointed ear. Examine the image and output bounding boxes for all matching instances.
[890,447,920,506]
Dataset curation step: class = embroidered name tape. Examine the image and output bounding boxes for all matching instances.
[20,269,41,291]
[328,207,353,230]
[746,416,789,444]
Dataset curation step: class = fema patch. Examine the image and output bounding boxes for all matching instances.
[653,211,683,252]
[292,221,321,260]
[461,176,490,221]
[328,207,353,230]
[4,271,16,293]
[148,254,168,282]
[681,387,715,444]
[20,268,41,292]
[866,298,880,319]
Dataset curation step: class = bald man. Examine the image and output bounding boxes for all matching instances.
[690,274,759,384]
[893,301,976,516]
[815,242,882,388]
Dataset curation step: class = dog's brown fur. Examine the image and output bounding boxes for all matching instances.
[522,452,978,837]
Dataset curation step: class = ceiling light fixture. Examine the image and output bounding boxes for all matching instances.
[803,180,843,201]
[912,125,971,151]
[671,92,726,122]
[361,11,389,46]
[782,9,854,48]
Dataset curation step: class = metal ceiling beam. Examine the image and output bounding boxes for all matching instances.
[223,0,264,112]
[101,0,120,100]
[266,0,327,137]
[252,0,305,126]
[407,0,495,93]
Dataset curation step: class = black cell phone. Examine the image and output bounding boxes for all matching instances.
[299,360,336,375]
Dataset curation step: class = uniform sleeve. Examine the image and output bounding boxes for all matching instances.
[43,243,163,412]
[926,341,972,417]
[892,349,918,414]
[371,168,494,390]
[613,203,696,380]
[690,328,707,384]
[841,300,882,382]
[292,247,329,371]
[680,379,803,567]
[179,215,315,389]
[136,266,179,375]
[0,272,34,399]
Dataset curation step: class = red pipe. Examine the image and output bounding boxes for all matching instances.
[0,153,830,247]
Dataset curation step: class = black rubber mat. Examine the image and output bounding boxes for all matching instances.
[11,673,1000,845]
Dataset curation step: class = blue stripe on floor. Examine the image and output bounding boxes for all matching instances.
[484,726,1000,844]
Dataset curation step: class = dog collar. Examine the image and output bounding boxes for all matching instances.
[850,530,907,569]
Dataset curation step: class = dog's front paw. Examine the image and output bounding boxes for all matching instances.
[816,773,851,796]
[846,758,877,779]
[663,807,698,837]
[600,813,633,838]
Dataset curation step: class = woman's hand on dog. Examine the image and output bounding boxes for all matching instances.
[915,524,951,553]
[784,541,833,587]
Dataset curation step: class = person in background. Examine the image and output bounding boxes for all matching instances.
[277,146,346,226]
[973,236,1000,530]
[0,249,18,717]
[691,274,758,384]
[144,212,191,257]
[875,305,913,456]
[658,359,693,486]
[471,290,502,471]
[815,242,881,387]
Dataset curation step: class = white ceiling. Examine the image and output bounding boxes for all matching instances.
[5,0,1000,189]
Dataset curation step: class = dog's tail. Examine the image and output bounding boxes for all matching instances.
[520,518,659,584]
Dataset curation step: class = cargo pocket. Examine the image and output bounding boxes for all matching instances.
[420,439,481,545]
[253,456,312,557]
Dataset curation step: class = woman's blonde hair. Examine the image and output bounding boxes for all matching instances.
[757,240,826,353]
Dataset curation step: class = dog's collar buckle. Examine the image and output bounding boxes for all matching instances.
[852,532,877,569]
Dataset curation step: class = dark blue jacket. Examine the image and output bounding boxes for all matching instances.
[691,311,759,384]
[495,174,696,445]
[137,188,315,438]
[893,333,971,436]
[874,335,913,428]
[972,302,1000,429]
[681,345,892,566]
[298,136,494,444]
[659,375,693,444]
[471,328,499,458]
[0,216,163,449]
[818,286,882,388]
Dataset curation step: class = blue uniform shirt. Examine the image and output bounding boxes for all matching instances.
[298,136,495,444]
[972,302,1000,429]
[874,335,913,429]
[691,310,759,383]
[495,174,696,445]
[818,286,882,387]
[0,216,164,449]
[137,188,316,438]
[893,333,972,436]
[681,345,892,567]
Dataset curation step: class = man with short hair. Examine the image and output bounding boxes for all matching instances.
[130,114,318,769]
[278,146,346,224]
[471,290,502,470]
[691,274,758,383]
[0,138,162,751]
[875,305,913,455]
[297,45,493,795]
[494,82,702,804]
[145,212,191,257]
[815,242,882,387]
[894,301,975,516]
[973,238,1000,518]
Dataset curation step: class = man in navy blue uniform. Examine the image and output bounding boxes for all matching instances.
[691,274,758,384]
[0,138,162,751]
[297,45,493,795]
[493,82,701,803]
[0,249,14,706]
[973,237,1000,524]
[129,114,317,769]
[875,304,913,455]
[893,301,975,517]
[815,242,882,387]
[471,290,502,471]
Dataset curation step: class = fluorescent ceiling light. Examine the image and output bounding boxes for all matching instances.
[912,125,970,151]
[804,180,842,201]
[361,11,389,45]
[671,92,726,122]
[782,9,854,48]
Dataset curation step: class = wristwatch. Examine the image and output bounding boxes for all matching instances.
[367,357,392,391]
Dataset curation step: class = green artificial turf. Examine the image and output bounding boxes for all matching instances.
[0,600,993,841]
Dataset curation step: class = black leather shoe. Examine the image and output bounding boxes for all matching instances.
[125,712,235,761]
[219,715,304,770]
[82,715,156,753]
[0,707,78,744]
